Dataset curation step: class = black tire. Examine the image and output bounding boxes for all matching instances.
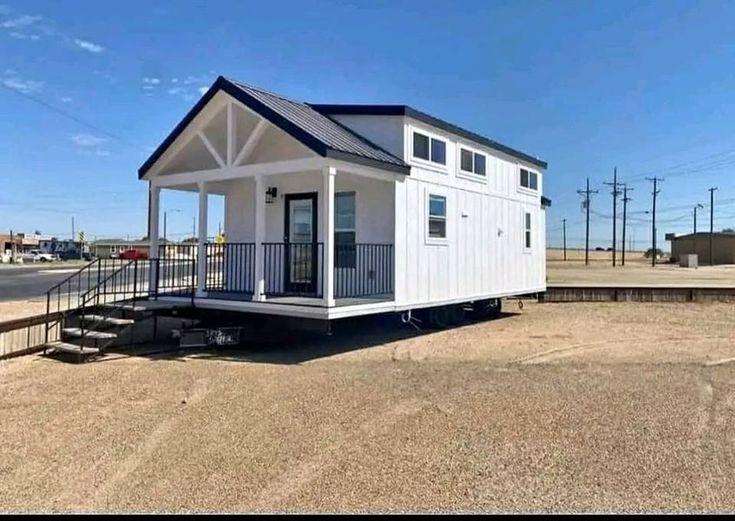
[471,298,502,320]
[427,306,449,329]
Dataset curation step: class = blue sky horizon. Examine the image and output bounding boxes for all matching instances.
[2,0,735,248]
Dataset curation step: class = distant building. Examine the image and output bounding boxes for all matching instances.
[668,232,735,265]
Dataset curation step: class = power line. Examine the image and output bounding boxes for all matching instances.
[0,81,146,152]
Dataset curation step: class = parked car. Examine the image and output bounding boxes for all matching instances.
[20,249,57,262]
[118,248,148,260]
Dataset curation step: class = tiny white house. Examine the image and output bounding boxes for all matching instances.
[139,76,549,325]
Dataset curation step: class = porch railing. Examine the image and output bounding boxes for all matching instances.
[335,243,393,298]
[263,242,324,298]
[205,242,256,294]
[155,244,198,297]
[149,241,394,301]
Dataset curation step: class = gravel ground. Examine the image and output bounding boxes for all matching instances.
[1,301,735,513]
[0,299,46,321]
[547,259,735,286]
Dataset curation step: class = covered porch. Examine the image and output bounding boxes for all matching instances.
[143,79,403,310]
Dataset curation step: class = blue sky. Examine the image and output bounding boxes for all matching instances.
[2,0,735,247]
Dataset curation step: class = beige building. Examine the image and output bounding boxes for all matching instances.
[669,232,735,265]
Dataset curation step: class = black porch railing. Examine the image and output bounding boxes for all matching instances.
[205,242,256,294]
[335,243,393,298]
[155,244,197,296]
[263,242,324,298]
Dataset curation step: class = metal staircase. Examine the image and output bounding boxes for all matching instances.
[43,259,155,362]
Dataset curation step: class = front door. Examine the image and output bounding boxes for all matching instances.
[284,193,318,294]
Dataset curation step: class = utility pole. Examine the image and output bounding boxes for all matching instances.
[621,185,632,266]
[163,212,167,244]
[562,219,567,261]
[709,187,718,265]
[192,217,196,239]
[645,177,663,267]
[693,203,704,261]
[71,216,75,242]
[577,178,598,266]
[603,167,620,266]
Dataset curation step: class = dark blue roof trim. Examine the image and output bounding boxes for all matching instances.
[138,77,410,178]
[541,195,552,208]
[310,104,547,169]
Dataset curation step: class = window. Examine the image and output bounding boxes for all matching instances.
[520,168,538,191]
[460,148,486,176]
[413,133,429,161]
[428,194,447,239]
[413,131,446,165]
[335,192,356,268]
[524,212,532,249]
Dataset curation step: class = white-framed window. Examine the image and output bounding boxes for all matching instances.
[520,168,538,191]
[524,212,532,250]
[335,191,356,269]
[428,194,447,239]
[459,147,487,176]
[413,131,446,166]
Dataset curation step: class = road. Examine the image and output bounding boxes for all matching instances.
[0,264,95,302]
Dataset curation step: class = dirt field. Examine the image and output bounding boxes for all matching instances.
[1,301,734,513]
[547,258,735,286]
[0,299,46,321]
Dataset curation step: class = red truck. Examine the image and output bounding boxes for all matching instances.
[118,248,149,260]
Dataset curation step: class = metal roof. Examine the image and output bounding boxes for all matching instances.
[310,104,548,169]
[139,77,410,178]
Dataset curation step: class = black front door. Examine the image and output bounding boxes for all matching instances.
[284,193,318,294]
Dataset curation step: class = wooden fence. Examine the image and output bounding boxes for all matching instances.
[0,313,61,359]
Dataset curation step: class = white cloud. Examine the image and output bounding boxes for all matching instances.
[198,86,208,96]
[1,74,43,94]
[1,15,41,29]
[171,78,178,84]
[168,87,184,95]
[143,77,160,85]
[73,38,104,53]
[60,96,72,103]
[9,31,40,40]
[72,133,106,147]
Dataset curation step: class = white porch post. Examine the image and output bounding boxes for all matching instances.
[322,166,336,307]
[148,183,160,294]
[253,175,266,301]
[196,181,208,296]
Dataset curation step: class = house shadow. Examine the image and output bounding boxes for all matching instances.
[109,310,520,365]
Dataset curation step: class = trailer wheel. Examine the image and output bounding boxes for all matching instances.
[471,298,502,320]
[427,306,449,329]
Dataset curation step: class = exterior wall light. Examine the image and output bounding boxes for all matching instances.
[266,187,278,204]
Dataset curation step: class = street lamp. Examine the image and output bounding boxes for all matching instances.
[163,208,181,244]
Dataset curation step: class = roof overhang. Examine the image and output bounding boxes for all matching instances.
[311,104,548,170]
[139,77,411,179]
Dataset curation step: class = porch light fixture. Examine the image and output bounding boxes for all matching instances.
[266,187,278,204]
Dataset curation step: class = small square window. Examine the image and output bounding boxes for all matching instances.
[474,154,486,176]
[529,172,538,190]
[460,149,474,172]
[430,138,446,165]
[413,132,430,161]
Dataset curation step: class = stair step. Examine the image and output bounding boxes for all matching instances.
[63,328,117,340]
[98,303,147,312]
[46,341,100,355]
[79,315,135,326]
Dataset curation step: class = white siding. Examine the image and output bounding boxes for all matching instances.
[393,116,546,307]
